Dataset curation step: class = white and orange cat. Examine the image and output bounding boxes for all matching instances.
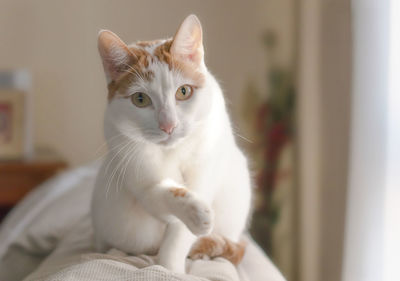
[91,15,252,273]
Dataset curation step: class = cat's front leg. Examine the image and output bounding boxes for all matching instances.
[157,221,196,273]
[132,180,213,273]
[133,179,214,236]
[166,186,213,236]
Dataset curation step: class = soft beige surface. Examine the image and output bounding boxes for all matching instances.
[21,219,282,281]
[0,163,286,281]
[21,218,242,281]
[26,256,238,281]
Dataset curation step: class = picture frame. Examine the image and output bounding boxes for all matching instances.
[0,70,32,160]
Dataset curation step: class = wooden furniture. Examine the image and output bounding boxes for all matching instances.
[0,148,67,222]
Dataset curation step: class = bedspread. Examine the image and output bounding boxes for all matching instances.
[0,163,286,281]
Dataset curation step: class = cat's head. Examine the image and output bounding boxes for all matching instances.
[98,15,212,147]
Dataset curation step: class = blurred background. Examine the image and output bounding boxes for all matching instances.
[0,1,399,281]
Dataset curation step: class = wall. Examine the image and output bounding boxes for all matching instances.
[0,0,268,166]
[298,0,352,280]
[319,0,352,280]
[297,0,322,280]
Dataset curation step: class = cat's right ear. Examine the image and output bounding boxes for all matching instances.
[98,30,136,82]
[171,15,204,65]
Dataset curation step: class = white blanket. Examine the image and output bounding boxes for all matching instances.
[0,163,286,281]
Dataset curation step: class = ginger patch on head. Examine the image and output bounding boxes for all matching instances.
[107,47,154,102]
[170,187,187,197]
[107,68,154,101]
[107,38,205,102]
[136,40,163,48]
[154,40,205,88]
[128,47,151,68]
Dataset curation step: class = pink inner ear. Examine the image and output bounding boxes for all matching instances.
[171,15,203,64]
[172,45,202,65]
[102,46,137,81]
[98,30,135,81]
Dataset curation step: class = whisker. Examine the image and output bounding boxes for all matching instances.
[234,132,253,143]
[118,144,140,194]
[105,140,132,174]
[116,142,138,193]
[93,133,130,157]
[105,141,133,199]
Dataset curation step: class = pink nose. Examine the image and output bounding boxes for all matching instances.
[159,122,177,135]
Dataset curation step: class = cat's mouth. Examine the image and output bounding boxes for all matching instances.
[158,135,175,146]
[157,134,183,147]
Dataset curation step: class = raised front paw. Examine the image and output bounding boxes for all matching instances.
[168,187,213,236]
[182,199,213,236]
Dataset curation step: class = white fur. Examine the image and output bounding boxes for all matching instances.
[92,15,252,273]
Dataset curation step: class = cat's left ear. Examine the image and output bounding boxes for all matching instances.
[171,15,204,65]
[98,30,137,82]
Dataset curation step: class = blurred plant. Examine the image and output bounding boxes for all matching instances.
[240,30,295,253]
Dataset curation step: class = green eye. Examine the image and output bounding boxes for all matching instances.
[131,92,152,108]
[176,85,193,101]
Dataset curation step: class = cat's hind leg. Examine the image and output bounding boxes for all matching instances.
[189,233,246,265]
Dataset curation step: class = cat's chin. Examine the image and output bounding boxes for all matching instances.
[157,135,184,147]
